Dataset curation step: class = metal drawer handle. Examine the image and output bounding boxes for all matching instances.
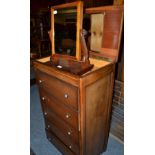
[48,137,51,141]
[48,137,54,141]
[64,94,68,98]
[42,96,46,101]
[47,124,50,129]
[67,131,72,135]
[44,112,47,115]
[69,145,72,149]
[39,79,44,84]
[65,113,71,119]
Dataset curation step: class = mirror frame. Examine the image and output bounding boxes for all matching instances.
[50,1,83,61]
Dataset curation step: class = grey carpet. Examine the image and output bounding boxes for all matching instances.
[30,85,124,155]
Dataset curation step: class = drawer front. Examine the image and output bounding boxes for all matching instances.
[46,130,76,155]
[46,122,79,155]
[43,107,79,146]
[40,89,78,130]
[36,70,78,110]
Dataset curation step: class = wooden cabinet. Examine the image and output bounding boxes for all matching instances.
[33,4,123,155]
[34,58,114,155]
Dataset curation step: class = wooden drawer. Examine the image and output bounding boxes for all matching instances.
[36,70,78,110]
[46,122,79,155]
[43,104,79,146]
[46,130,75,155]
[40,89,79,130]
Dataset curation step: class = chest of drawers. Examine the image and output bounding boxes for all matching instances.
[34,57,115,155]
[33,3,123,155]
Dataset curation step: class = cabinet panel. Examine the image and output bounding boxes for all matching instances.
[85,74,112,155]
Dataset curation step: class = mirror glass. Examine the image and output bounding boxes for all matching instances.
[54,7,77,56]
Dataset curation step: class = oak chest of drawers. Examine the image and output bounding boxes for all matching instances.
[34,57,115,155]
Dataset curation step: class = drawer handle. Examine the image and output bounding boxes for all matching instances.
[39,79,44,84]
[48,137,55,142]
[48,137,51,141]
[42,96,46,101]
[47,124,50,129]
[64,94,68,98]
[44,112,47,115]
[48,137,54,142]
[65,113,71,119]
[69,145,72,149]
[67,131,72,135]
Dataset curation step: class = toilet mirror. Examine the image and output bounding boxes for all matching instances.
[50,1,83,61]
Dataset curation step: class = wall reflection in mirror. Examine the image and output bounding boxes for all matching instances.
[54,7,77,56]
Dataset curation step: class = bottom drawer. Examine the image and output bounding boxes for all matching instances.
[46,130,76,155]
[45,120,79,154]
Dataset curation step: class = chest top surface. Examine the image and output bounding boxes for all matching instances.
[35,56,111,75]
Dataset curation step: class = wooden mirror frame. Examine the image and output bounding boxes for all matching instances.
[50,1,83,61]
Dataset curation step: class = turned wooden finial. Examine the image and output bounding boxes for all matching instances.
[80,29,89,63]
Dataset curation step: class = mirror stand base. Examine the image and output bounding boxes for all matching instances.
[47,58,94,75]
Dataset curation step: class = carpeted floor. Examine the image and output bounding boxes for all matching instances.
[30,84,124,155]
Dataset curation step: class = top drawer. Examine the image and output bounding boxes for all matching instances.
[36,70,79,110]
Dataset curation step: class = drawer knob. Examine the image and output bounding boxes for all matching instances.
[64,94,68,98]
[67,131,71,135]
[44,112,47,115]
[65,113,71,119]
[42,97,46,101]
[48,137,51,141]
[69,145,72,149]
[39,80,44,83]
[47,125,50,128]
